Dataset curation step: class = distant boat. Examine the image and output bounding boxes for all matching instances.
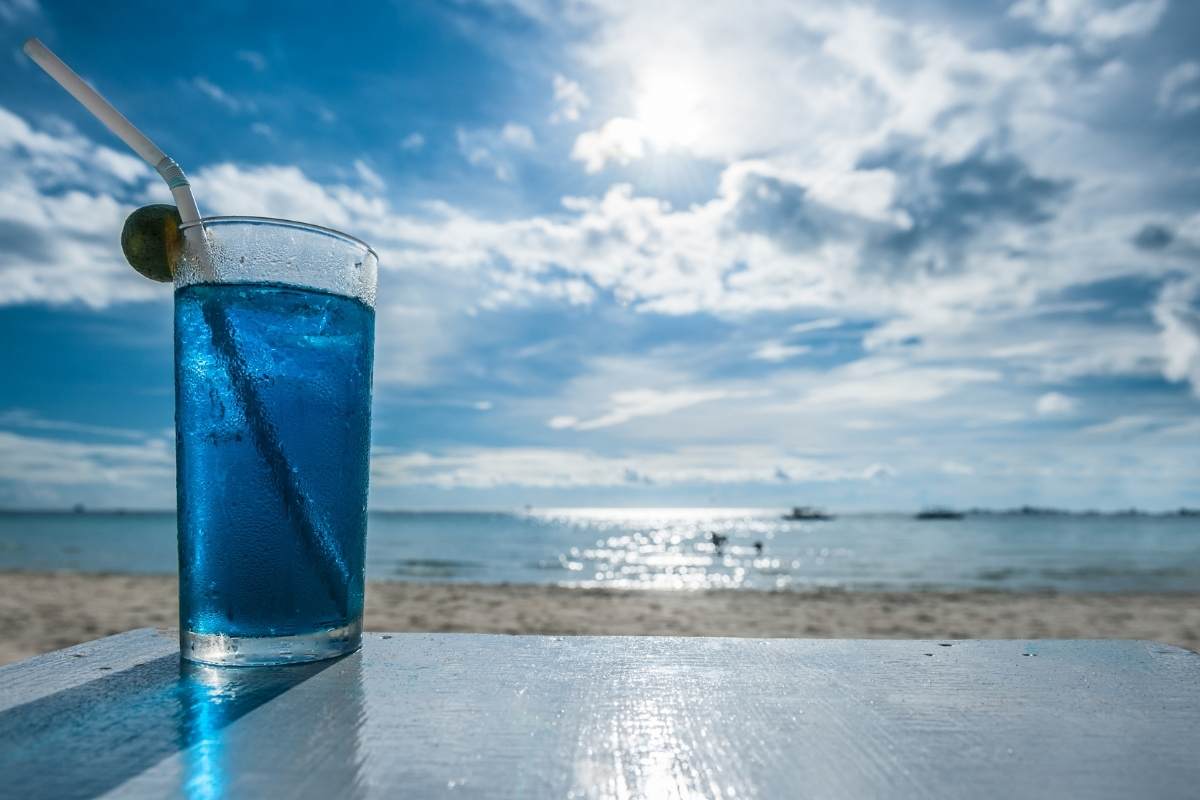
[782,506,834,521]
[915,508,965,520]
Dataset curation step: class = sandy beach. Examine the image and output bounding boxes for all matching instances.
[1,570,1197,666]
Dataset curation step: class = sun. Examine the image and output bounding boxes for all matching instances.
[632,64,707,149]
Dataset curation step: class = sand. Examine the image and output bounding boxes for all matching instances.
[1,570,1197,666]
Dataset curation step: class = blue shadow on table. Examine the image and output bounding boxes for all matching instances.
[0,655,339,799]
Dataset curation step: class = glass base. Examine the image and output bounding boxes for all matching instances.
[181,619,362,666]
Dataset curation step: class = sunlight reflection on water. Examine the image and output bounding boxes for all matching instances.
[530,507,850,591]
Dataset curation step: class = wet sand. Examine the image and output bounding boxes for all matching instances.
[1,571,1197,665]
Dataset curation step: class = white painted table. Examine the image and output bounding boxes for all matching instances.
[1,630,1198,798]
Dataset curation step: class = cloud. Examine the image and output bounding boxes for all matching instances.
[862,463,896,481]
[940,460,975,476]
[371,444,892,489]
[0,106,162,306]
[1153,278,1200,396]
[235,49,267,71]
[0,0,37,22]
[1081,415,1160,436]
[1035,391,1077,415]
[500,123,535,148]
[354,159,386,193]
[191,77,252,113]
[5,4,1200,508]
[1008,0,1168,48]
[752,341,811,363]
[0,409,146,440]
[805,358,1000,407]
[731,171,854,252]
[0,429,173,488]
[457,123,536,181]
[571,118,645,173]
[550,74,589,123]
[859,141,1071,269]
[548,388,737,430]
[189,162,377,229]
[789,317,844,335]
[1132,223,1173,250]
[1157,61,1200,117]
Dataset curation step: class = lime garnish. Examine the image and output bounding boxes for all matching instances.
[121,204,183,282]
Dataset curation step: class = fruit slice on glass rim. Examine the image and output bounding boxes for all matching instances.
[121,204,183,283]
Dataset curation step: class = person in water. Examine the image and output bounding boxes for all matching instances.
[754,541,764,556]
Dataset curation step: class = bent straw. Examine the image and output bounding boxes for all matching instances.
[23,38,349,615]
[23,38,201,225]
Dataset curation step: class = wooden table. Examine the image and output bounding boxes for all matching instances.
[1,630,1198,798]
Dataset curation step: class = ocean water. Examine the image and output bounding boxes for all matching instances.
[2,508,1199,593]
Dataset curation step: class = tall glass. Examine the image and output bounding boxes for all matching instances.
[173,217,377,666]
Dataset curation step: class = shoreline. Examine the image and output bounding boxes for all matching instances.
[2,571,1197,665]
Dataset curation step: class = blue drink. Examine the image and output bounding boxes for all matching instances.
[172,218,377,665]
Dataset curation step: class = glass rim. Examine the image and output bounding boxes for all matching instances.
[179,215,378,260]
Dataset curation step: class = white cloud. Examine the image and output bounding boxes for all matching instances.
[1035,391,1077,415]
[354,158,386,193]
[752,340,811,363]
[0,106,163,306]
[940,460,976,476]
[549,388,737,430]
[862,463,896,481]
[401,132,426,151]
[789,317,843,335]
[1009,0,1168,48]
[371,444,891,488]
[0,429,173,488]
[250,122,274,139]
[1157,62,1200,117]
[550,74,589,123]
[501,123,535,149]
[1082,415,1159,435]
[0,0,38,22]
[571,117,645,172]
[236,49,267,71]
[1153,278,1200,396]
[189,163,377,228]
[805,359,1000,407]
[191,77,251,113]
[844,419,888,431]
[457,123,536,181]
[0,409,146,440]
[90,146,149,183]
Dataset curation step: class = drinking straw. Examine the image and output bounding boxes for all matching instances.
[22,38,201,226]
[23,38,349,615]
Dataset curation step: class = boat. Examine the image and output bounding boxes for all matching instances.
[782,506,834,521]
[915,508,965,520]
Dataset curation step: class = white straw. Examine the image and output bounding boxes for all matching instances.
[23,37,202,224]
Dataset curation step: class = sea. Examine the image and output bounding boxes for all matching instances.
[1,508,1199,593]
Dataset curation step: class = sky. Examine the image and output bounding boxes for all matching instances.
[0,0,1198,511]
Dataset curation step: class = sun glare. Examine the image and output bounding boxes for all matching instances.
[632,65,706,149]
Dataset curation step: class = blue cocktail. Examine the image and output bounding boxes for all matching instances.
[173,218,377,665]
